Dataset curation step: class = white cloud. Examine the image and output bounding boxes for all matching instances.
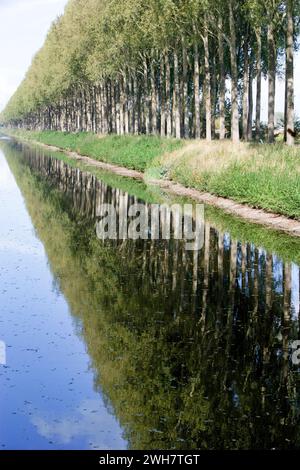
[31,399,126,449]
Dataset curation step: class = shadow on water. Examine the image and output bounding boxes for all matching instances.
[1,138,300,450]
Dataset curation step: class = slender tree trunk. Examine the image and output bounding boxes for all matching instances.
[102,81,108,134]
[143,58,150,134]
[120,76,124,135]
[242,40,249,140]
[130,76,134,134]
[203,25,211,141]
[81,89,86,131]
[86,88,92,132]
[194,41,201,139]
[133,74,139,135]
[124,73,129,134]
[115,82,120,134]
[128,75,133,134]
[160,55,166,136]
[229,0,240,142]
[286,0,294,146]
[173,49,181,138]
[248,63,253,140]
[111,82,116,133]
[107,80,112,133]
[284,70,288,142]
[92,85,97,132]
[182,38,189,138]
[211,54,217,139]
[165,52,172,137]
[150,56,157,134]
[255,29,262,141]
[218,18,226,140]
[267,23,276,143]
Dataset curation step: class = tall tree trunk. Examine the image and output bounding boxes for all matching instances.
[160,55,166,136]
[173,50,181,138]
[182,38,189,138]
[211,54,217,139]
[111,82,116,134]
[267,23,276,143]
[128,75,133,134]
[133,74,139,135]
[218,17,226,140]
[124,74,129,134]
[248,63,253,140]
[165,52,172,138]
[193,41,201,139]
[150,56,157,135]
[242,40,249,140]
[286,0,294,146]
[229,0,240,142]
[115,82,120,134]
[120,76,125,135]
[255,29,262,141]
[130,76,134,134]
[284,69,288,142]
[86,88,92,132]
[103,81,108,134]
[203,25,211,141]
[143,58,150,134]
[107,80,113,133]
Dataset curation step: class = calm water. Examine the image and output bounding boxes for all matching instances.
[1,137,300,450]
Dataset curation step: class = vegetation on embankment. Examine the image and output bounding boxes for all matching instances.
[5,129,183,172]
[153,140,300,220]
[4,129,300,220]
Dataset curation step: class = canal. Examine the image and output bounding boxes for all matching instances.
[0,136,300,450]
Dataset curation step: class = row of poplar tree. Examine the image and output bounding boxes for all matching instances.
[1,0,299,145]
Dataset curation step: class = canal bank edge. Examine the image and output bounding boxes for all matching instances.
[3,132,300,238]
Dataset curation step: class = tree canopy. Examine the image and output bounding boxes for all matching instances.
[1,0,299,143]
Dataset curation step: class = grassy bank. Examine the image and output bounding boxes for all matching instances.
[152,140,300,220]
[4,129,300,220]
[4,129,183,172]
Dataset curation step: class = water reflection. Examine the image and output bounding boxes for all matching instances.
[0,141,126,450]
[2,140,300,450]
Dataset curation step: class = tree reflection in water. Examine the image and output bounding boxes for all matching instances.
[4,141,300,450]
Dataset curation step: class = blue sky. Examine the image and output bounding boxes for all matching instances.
[0,0,299,120]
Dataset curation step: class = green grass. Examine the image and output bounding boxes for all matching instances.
[152,140,300,220]
[5,129,183,172]
[4,129,300,220]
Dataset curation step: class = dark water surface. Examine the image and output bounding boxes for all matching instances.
[0,137,300,450]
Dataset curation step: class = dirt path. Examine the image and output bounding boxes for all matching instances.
[22,141,300,238]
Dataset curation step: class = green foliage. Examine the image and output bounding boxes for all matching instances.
[5,130,183,171]
[1,0,297,128]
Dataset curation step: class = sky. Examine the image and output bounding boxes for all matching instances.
[0,0,68,112]
[0,0,299,121]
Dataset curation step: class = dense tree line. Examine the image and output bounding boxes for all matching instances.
[1,0,299,145]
